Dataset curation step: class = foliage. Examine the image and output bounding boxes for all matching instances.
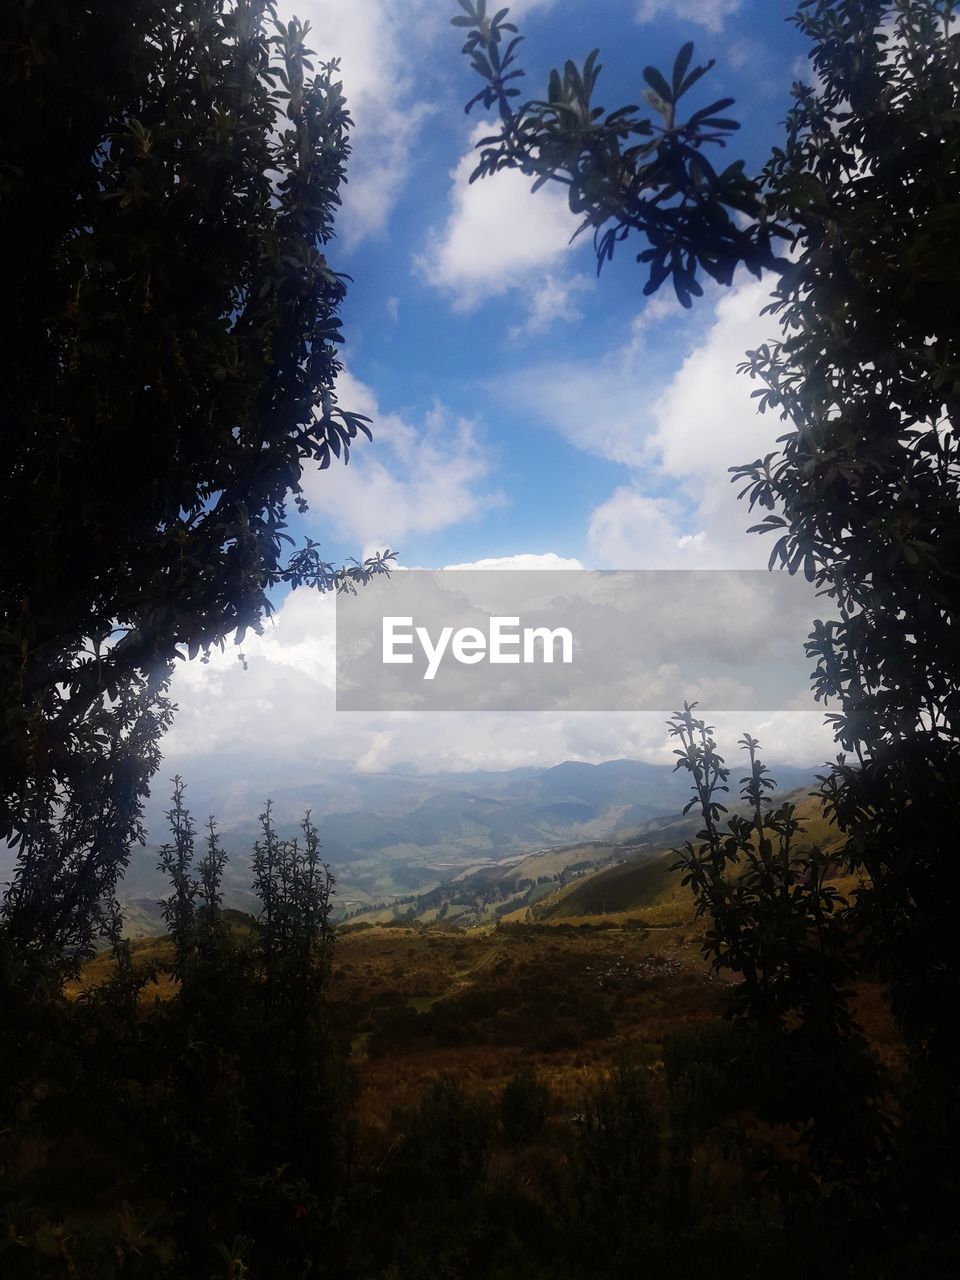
[388,1076,494,1199]
[0,883,939,1278]
[451,0,785,305]
[668,703,889,1192]
[729,0,960,1071]
[0,782,348,1279]
[0,0,392,963]
[730,2,960,1230]
[457,0,960,1239]
[662,1017,747,1139]
[499,1064,550,1145]
[456,0,960,1069]
[573,1058,659,1208]
[251,800,335,1007]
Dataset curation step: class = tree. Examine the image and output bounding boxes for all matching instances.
[0,1,390,959]
[668,704,888,1195]
[0,782,349,1276]
[455,0,960,1069]
[733,0,960,1074]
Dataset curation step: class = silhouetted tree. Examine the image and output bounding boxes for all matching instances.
[457,0,960,1083]
[731,0,960,1074]
[0,1,391,960]
[668,704,889,1199]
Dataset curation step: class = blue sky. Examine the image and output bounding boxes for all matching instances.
[297,0,807,572]
[161,0,836,783]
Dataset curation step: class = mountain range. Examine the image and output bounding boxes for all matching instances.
[116,756,817,930]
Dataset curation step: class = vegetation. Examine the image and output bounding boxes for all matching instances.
[452,0,783,304]
[732,0,960,1082]
[0,789,913,1276]
[0,0,392,964]
[1,784,347,1278]
[668,708,890,1196]
[451,0,960,1263]
[456,0,960,1068]
[1,0,959,1274]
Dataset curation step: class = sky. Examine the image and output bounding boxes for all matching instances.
[161,0,836,786]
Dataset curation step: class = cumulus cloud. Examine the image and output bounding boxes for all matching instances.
[417,121,585,314]
[162,578,831,793]
[503,274,785,568]
[300,368,503,551]
[503,357,652,472]
[638,276,787,563]
[587,491,712,569]
[636,0,742,32]
[144,0,831,799]
[646,279,778,484]
[441,553,585,571]
[509,273,593,339]
[278,0,565,250]
[499,285,719,471]
[500,0,560,14]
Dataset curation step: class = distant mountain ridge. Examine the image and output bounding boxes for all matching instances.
[117,757,818,931]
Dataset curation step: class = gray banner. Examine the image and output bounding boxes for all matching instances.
[335,570,829,711]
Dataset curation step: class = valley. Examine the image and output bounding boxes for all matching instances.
[119,756,817,934]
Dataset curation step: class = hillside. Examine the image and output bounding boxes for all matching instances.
[525,790,852,927]
[334,786,849,932]
[109,758,817,933]
[74,899,902,1135]
[55,788,898,1280]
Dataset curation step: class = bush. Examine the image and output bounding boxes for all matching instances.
[663,1018,747,1140]
[500,1066,550,1146]
[388,1077,494,1199]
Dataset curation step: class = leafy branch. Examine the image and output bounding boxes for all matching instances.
[452,0,789,306]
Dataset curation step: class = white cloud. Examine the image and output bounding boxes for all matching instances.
[287,0,440,247]
[503,274,785,568]
[283,0,565,250]
[417,121,584,311]
[636,0,742,33]
[441,553,585,571]
[641,277,785,561]
[300,368,503,552]
[628,290,692,342]
[501,0,560,14]
[162,581,831,789]
[587,491,712,569]
[509,272,593,338]
[166,588,340,762]
[500,285,721,471]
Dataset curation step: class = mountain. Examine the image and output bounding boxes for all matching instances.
[65,757,819,935]
[531,788,849,926]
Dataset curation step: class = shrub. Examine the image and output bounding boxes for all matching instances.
[500,1066,550,1146]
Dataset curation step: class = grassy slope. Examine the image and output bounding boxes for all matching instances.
[537,851,689,925]
[75,857,898,1138]
[530,790,856,927]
